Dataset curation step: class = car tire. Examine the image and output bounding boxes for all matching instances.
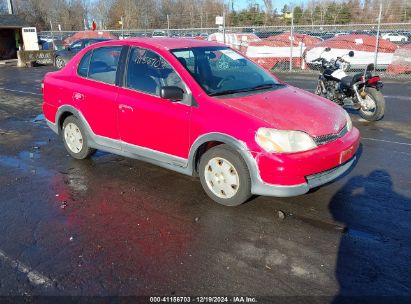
[199,144,251,206]
[358,87,385,121]
[62,116,96,159]
[55,56,65,70]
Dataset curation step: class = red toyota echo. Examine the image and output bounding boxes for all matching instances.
[42,38,360,206]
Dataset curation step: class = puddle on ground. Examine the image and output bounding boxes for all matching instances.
[31,114,45,123]
[0,148,51,177]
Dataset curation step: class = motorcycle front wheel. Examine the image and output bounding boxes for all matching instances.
[358,87,385,121]
[315,83,325,97]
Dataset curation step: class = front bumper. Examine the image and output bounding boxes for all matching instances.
[249,127,360,197]
[251,156,356,197]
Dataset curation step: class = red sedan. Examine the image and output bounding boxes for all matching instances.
[42,38,360,206]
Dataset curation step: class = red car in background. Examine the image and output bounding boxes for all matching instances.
[42,38,360,206]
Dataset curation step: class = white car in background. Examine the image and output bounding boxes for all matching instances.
[382,33,408,43]
[304,34,398,70]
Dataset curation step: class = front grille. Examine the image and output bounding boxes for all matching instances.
[313,125,348,146]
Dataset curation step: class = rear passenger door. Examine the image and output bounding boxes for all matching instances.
[74,45,123,144]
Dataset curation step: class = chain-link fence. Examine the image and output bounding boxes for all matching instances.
[39,21,411,79]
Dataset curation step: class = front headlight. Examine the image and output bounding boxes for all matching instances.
[345,111,352,132]
[255,128,317,153]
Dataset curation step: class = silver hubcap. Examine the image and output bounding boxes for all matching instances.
[360,95,377,115]
[64,122,83,153]
[56,58,64,69]
[204,157,240,199]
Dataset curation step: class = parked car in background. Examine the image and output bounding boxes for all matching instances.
[397,31,411,41]
[42,38,360,206]
[63,31,117,46]
[382,32,408,43]
[208,32,261,51]
[54,38,113,69]
[39,38,64,51]
[152,30,167,38]
[306,32,335,41]
[199,33,209,39]
[254,30,284,39]
[246,33,321,70]
[305,34,399,70]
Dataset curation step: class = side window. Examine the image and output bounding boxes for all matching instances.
[88,46,122,85]
[84,40,93,47]
[78,50,92,77]
[70,41,82,50]
[172,50,195,74]
[126,47,185,96]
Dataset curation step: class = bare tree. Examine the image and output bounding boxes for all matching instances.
[262,0,273,25]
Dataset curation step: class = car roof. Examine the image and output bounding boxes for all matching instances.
[74,38,112,42]
[103,37,224,50]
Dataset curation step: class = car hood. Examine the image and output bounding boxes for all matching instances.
[217,85,347,137]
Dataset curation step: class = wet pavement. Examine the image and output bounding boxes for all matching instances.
[0,66,410,302]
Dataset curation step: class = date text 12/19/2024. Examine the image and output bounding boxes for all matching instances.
[150,296,258,303]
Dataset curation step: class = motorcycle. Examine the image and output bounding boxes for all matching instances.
[312,47,385,121]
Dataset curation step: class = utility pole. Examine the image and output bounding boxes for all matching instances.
[7,0,14,14]
[50,21,56,51]
[121,16,124,39]
[374,2,382,72]
[167,14,170,37]
[289,7,294,72]
[223,10,226,44]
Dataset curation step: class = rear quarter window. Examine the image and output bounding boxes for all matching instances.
[78,50,92,77]
[78,46,122,85]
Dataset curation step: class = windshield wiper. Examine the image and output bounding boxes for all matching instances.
[209,83,283,96]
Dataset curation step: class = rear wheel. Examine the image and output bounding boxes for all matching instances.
[358,87,385,121]
[62,116,96,159]
[315,82,323,96]
[199,145,251,206]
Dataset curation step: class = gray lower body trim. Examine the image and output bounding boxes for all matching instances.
[46,117,191,175]
[46,120,59,134]
[48,111,356,199]
[252,157,356,197]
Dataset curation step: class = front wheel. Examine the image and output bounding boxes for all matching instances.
[199,144,251,206]
[358,87,385,121]
[55,56,65,70]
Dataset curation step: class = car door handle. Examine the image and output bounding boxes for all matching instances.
[73,92,85,101]
[119,104,134,112]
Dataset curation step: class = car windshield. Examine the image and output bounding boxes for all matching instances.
[171,46,282,96]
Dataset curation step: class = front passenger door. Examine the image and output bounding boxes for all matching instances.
[117,47,191,162]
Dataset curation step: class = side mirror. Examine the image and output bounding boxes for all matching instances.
[160,86,184,101]
[348,51,354,57]
[325,47,331,52]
